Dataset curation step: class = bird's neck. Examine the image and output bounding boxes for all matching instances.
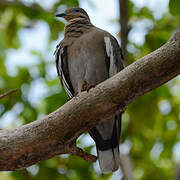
[64,18,94,38]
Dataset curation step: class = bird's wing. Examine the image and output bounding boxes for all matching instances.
[54,45,74,98]
[103,34,124,142]
[104,35,124,77]
[88,34,124,173]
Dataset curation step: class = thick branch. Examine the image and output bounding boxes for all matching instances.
[0,25,180,171]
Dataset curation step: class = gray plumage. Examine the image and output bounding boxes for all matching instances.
[55,7,124,173]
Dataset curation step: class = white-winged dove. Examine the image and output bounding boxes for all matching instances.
[55,7,124,173]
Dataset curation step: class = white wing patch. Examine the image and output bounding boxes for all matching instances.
[104,36,118,77]
[55,47,73,98]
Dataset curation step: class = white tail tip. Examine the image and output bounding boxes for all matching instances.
[98,147,120,174]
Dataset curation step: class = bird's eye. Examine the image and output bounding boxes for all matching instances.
[74,9,79,13]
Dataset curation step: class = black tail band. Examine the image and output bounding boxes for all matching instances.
[89,114,122,151]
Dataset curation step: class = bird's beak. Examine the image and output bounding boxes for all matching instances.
[56,12,67,18]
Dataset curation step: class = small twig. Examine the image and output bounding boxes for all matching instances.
[0,88,18,100]
[69,146,97,162]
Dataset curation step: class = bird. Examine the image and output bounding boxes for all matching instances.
[55,7,124,173]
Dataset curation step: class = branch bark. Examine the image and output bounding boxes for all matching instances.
[0,25,180,171]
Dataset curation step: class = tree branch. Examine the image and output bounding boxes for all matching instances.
[120,154,134,180]
[175,164,180,180]
[0,25,180,171]
[119,0,129,58]
[0,88,18,100]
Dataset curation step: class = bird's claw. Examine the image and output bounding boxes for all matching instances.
[86,84,95,92]
[81,80,95,92]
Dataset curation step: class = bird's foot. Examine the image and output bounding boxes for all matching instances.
[86,84,95,92]
[81,80,95,92]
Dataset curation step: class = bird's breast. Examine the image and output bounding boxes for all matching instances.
[67,34,109,94]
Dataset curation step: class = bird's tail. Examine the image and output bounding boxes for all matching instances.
[89,114,122,174]
[98,146,120,173]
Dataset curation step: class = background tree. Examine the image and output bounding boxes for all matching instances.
[0,0,179,179]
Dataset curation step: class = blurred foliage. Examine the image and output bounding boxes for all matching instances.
[169,0,180,16]
[0,0,179,180]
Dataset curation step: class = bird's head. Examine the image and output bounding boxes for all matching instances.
[56,7,90,21]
